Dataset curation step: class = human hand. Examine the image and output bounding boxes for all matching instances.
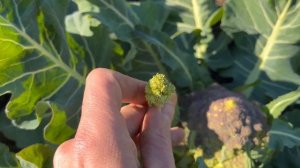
[53,68,184,168]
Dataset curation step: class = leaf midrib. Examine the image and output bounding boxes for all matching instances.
[269,130,300,142]
[99,0,135,28]
[191,0,202,29]
[268,89,300,118]
[244,0,292,96]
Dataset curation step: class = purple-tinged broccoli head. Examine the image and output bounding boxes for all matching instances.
[183,85,269,167]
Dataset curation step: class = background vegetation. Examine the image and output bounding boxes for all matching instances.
[0,0,300,167]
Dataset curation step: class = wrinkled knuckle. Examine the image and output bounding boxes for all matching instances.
[54,148,65,163]
[54,139,86,168]
[54,140,76,166]
[54,140,73,158]
[143,129,171,150]
[72,139,90,153]
[151,129,170,142]
[74,133,98,151]
[156,129,170,140]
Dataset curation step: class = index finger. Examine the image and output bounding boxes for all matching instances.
[77,68,146,137]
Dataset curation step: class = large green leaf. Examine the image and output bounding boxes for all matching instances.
[0,107,44,148]
[221,0,300,101]
[0,0,113,145]
[132,27,208,87]
[133,1,170,31]
[204,31,233,70]
[70,0,209,88]
[269,119,300,151]
[0,143,20,168]
[43,102,75,144]
[16,144,54,168]
[269,147,300,168]
[282,110,300,128]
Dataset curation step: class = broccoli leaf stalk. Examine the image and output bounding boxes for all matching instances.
[145,73,175,106]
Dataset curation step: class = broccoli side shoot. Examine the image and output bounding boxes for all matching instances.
[145,73,175,106]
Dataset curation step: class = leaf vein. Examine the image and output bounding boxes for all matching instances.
[269,130,300,142]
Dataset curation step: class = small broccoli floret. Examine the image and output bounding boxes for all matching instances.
[145,73,175,106]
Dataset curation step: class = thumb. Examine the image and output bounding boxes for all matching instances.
[140,94,177,168]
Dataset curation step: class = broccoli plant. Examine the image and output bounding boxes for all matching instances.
[184,85,269,167]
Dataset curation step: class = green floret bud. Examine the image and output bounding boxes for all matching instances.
[145,73,175,106]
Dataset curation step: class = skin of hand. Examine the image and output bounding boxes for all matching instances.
[53,68,184,168]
